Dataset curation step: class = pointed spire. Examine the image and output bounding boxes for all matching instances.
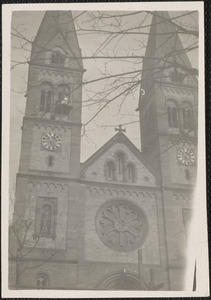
[145,12,193,68]
[31,11,83,70]
[142,11,197,86]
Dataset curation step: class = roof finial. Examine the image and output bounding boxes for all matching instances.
[115,125,126,133]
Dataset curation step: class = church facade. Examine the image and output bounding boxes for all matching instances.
[9,11,198,290]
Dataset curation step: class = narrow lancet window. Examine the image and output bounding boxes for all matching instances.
[167,100,179,129]
[40,204,52,236]
[107,161,115,180]
[127,163,136,183]
[181,102,194,131]
[39,82,52,113]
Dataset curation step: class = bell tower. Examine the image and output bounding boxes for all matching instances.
[19,11,85,179]
[138,12,198,289]
[139,11,198,187]
[10,11,86,288]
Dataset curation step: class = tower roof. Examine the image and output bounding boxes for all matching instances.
[141,11,198,85]
[31,11,83,69]
[146,12,192,65]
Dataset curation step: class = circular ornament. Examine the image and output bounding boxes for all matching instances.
[41,132,62,151]
[177,148,195,166]
[96,200,148,252]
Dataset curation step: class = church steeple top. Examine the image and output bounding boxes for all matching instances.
[145,12,191,66]
[138,11,198,174]
[31,10,83,70]
[142,11,197,87]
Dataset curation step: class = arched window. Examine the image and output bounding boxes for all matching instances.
[96,270,144,290]
[117,153,125,175]
[106,161,115,180]
[58,84,70,105]
[56,84,71,115]
[167,100,179,128]
[181,102,194,131]
[51,47,65,66]
[34,197,57,239]
[171,67,185,84]
[36,273,49,289]
[40,204,52,236]
[39,82,52,113]
[127,163,136,183]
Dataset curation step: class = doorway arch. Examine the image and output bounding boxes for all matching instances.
[96,269,146,290]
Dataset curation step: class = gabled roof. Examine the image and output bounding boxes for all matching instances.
[81,131,159,181]
[31,11,83,70]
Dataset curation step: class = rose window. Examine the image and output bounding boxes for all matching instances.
[96,200,148,252]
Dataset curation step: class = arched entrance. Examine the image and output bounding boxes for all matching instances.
[96,269,146,290]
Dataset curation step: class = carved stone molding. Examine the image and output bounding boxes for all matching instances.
[38,69,73,86]
[86,186,156,200]
[172,193,192,207]
[27,181,69,194]
[33,123,71,134]
[162,86,193,97]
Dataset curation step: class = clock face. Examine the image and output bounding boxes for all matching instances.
[41,132,62,151]
[177,148,195,166]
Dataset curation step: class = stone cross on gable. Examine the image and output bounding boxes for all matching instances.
[115,125,126,133]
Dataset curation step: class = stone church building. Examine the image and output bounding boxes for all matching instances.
[9,11,198,290]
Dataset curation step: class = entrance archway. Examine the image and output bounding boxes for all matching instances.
[96,269,146,290]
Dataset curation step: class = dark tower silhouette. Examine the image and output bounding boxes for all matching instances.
[138,11,198,290]
[10,11,86,289]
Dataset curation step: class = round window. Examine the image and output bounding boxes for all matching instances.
[95,199,148,252]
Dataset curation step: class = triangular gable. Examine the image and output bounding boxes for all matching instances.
[81,132,160,186]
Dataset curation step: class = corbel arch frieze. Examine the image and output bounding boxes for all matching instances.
[145,192,153,198]
[112,189,119,196]
[56,183,63,192]
[132,191,139,197]
[92,187,99,194]
[85,186,156,201]
[99,187,105,195]
[49,183,56,191]
[119,190,125,196]
[125,190,132,197]
[34,182,41,190]
[62,184,69,194]
[86,187,92,194]
[172,193,192,206]
[32,123,69,133]
[105,189,113,196]
[27,180,69,195]
[138,191,145,198]
[38,69,73,86]
[162,86,194,102]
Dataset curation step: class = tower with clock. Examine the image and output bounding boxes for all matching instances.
[10,11,198,291]
[139,12,198,181]
[10,11,86,287]
[138,11,198,287]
